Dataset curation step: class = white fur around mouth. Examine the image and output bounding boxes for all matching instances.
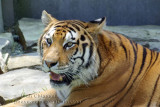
[51,68,70,74]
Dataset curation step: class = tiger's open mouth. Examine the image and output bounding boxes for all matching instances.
[50,71,73,85]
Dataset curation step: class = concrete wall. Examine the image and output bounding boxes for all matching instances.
[5,0,160,26]
[2,0,15,27]
[0,0,4,32]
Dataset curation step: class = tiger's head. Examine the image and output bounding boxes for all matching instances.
[39,10,106,89]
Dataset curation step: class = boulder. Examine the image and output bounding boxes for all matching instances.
[0,33,13,54]
[0,68,51,102]
[0,52,9,74]
[0,67,3,74]
[0,96,5,105]
[18,18,45,48]
[8,52,41,71]
[13,24,27,50]
[0,39,9,73]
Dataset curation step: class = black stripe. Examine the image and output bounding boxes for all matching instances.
[77,39,79,46]
[114,33,121,40]
[84,31,87,35]
[85,42,93,68]
[101,98,115,107]
[81,43,88,62]
[128,50,131,61]
[138,47,147,75]
[145,50,153,72]
[97,48,102,64]
[71,24,80,31]
[109,41,112,46]
[69,31,75,40]
[150,52,159,67]
[147,75,160,107]
[89,42,93,61]
[99,34,114,58]
[91,39,138,106]
[54,25,61,28]
[135,43,138,50]
[73,48,78,55]
[121,43,128,59]
[73,21,85,28]
[62,25,67,28]
[68,27,76,33]
[107,34,117,51]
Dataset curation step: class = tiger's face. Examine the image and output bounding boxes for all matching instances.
[39,10,106,89]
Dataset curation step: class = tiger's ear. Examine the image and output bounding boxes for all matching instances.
[85,17,106,35]
[41,10,58,26]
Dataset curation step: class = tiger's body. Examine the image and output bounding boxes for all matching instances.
[2,11,160,107]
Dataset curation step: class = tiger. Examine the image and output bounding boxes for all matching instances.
[2,10,160,107]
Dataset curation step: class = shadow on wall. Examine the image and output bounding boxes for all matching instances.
[0,0,4,32]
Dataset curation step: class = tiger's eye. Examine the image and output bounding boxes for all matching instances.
[67,42,73,47]
[46,38,52,45]
[64,42,74,49]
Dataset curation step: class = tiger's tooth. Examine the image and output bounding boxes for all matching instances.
[59,76,63,81]
[50,74,52,79]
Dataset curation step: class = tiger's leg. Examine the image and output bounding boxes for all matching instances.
[2,89,61,107]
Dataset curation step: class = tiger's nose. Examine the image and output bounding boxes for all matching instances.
[45,61,58,68]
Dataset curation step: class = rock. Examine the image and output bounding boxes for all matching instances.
[0,67,3,74]
[0,38,9,50]
[0,68,51,101]
[0,38,10,55]
[0,96,5,105]
[0,51,9,74]
[18,18,45,48]
[0,33,13,54]
[8,52,41,70]
[11,42,23,56]
[13,23,27,50]
[104,25,160,51]
[0,33,14,47]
